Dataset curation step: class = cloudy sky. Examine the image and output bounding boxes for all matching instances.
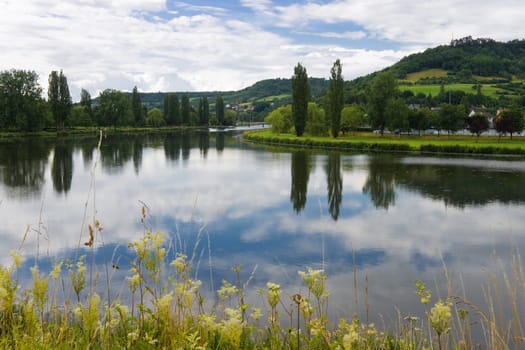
[2,0,524,100]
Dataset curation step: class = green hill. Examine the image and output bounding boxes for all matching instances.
[137,78,328,113]
[135,36,524,118]
[344,36,525,106]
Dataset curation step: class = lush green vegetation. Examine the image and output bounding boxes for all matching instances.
[345,37,525,108]
[245,129,525,156]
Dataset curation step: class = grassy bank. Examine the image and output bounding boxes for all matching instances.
[244,129,525,156]
[0,126,198,141]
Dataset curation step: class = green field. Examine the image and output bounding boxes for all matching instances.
[399,83,507,98]
[245,129,525,155]
[404,68,449,82]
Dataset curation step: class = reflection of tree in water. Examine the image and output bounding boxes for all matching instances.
[164,133,181,162]
[181,133,191,161]
[100,136,133,173]
[77,138,96,170]
[216,132,225,153]
[132,136,143,175]
[198,131,209,159]
[360,155,525,209]
[362,156,396,210]
[396,161,525,208]
[325,153,342,220]
[290,151,312,214]
[0,139,53,198]
[51,140,74,194]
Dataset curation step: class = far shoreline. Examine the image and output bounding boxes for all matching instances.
[243,129,525,158]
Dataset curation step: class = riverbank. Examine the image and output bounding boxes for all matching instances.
[243,129,525,156]
[0,126,195,141]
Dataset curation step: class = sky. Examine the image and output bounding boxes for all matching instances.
[2,0,525,101]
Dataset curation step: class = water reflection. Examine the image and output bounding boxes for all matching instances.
[198,131,209,158]
[290,151,312,214]
[132,136,143,175]
[100,136,134,174]
[181,132,191,161]
[325,153,342,220]
[79,138,96,170]
[216,132,225,153]
[51,140,74,194]
[2,132,525,334]
[0,139,52,198]
[164,133,181,162]
[362,156,396,209]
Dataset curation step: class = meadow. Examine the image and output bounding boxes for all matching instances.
[244,129,525,157]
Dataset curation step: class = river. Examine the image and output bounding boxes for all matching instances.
[1,130,524,330]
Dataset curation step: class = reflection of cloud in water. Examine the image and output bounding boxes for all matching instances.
[2,134,525,327]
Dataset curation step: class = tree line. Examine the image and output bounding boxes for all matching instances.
[0,69,235,132]
[267,61,525,139]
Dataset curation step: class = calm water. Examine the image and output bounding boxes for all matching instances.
[1,130,525,326]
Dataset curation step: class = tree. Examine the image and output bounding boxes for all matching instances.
[438,103,465,135]
[327,59,344,138]
[292,63,310,136]
[305,102,327,136]
[146,108,166,127]
[408,108,432,135]
[181,93,190,125]
[164,93,180,126]
[80,88,92,117]
[466,113,489,138]
[131,86,144,127]
[495,102,524,139]
[0,69,45,131]
[95,89,133,128]
[48,70,71,130]
[265,105,293,133]
[224,109,237,126]
[367,72,399,135]
[69,105,93,127]
[340,104,366,134]
[385,98,409,133]
[216,96,225,126]
[198,96,209,126]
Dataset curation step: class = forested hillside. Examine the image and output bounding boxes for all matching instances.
[344,37,525,107]
[391,36,525,81]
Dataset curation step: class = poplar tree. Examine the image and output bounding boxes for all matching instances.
[131,86,144,126]
[48,70,71,130]
[164,93,181,126]
[327,59,344,138]
[292,63,310,136]
[80,88,92,117]
[216,96,225,126]
[181,93,190,125]
[198,96,209,126]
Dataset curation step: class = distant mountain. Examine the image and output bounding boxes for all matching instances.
[137,77,329,111]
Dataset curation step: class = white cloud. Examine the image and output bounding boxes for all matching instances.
[310,31,368,40]
[269,0,525,46]
[1,0,524,101]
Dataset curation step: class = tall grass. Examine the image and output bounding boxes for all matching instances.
[1,131,524,349]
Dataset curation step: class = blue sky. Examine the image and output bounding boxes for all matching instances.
[2,0,524,100]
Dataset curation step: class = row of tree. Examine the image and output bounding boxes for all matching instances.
[271,63,525,138]
[0,69,235,132]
